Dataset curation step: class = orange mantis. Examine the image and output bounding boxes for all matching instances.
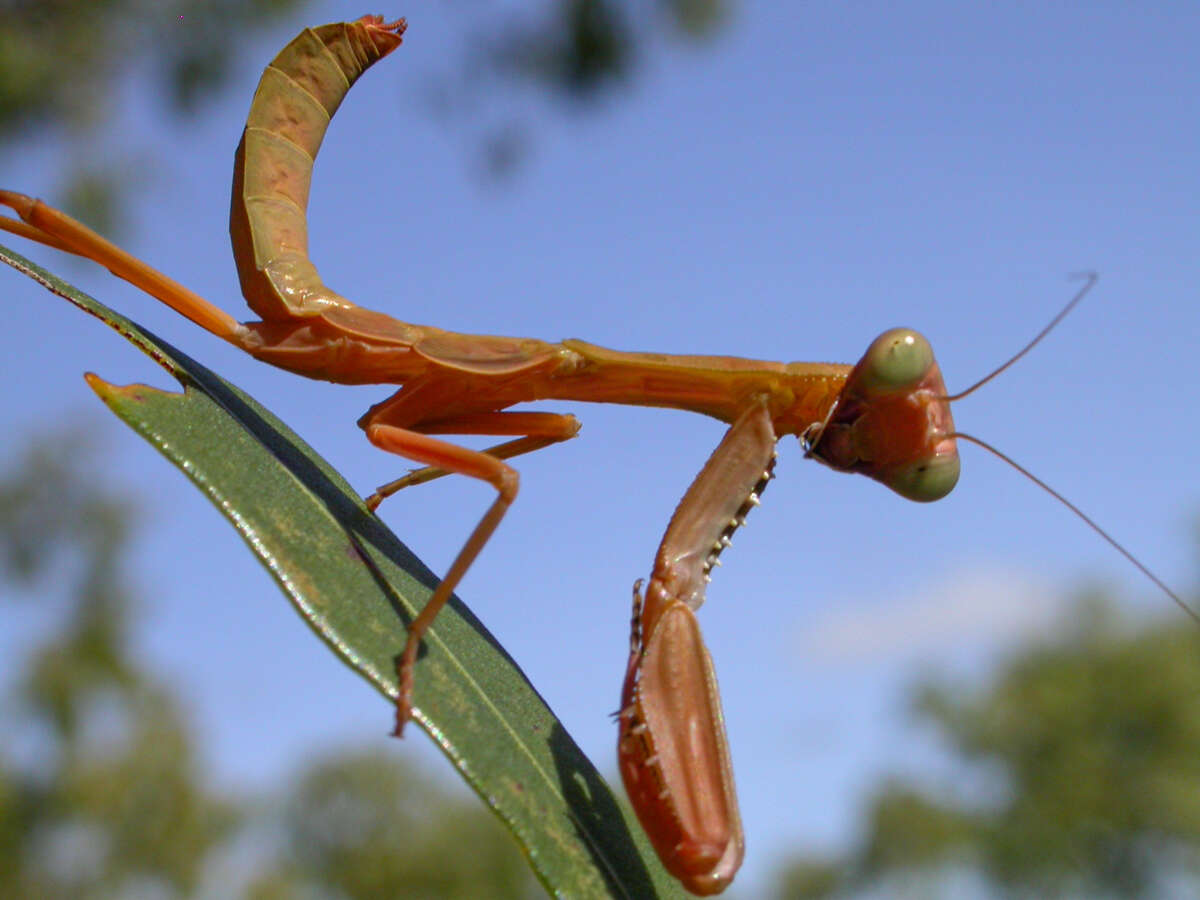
[1,15,1194,896]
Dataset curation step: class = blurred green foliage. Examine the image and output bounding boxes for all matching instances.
[0,432,237,895]
[773,595,1200,900]
[249,751,539,898]
[0,433,539,897]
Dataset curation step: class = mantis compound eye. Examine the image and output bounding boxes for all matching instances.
[885,452,960,502]
[859,328,935,390]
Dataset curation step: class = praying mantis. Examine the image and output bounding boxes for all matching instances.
[2,15,1193,896]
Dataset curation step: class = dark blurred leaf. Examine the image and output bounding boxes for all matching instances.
[664,0,728,37]
[260,750,540,898]
[497,0,634,97]
[772,857,843,900]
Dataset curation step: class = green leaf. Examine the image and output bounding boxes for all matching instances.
[0,241,688,899]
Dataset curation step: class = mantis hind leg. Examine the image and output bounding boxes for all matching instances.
[364,422,529,735]
[362,410,580,734]
[0,190,243,342]
[366,411,582,505]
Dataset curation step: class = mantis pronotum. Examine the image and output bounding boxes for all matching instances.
[2,16,1192,896]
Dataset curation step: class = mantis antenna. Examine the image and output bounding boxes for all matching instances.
[940,273,1200,625]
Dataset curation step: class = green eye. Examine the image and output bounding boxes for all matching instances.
[862,328,934,389]
[887,453,960,502]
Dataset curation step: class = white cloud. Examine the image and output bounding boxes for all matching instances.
[798,564,1063,664]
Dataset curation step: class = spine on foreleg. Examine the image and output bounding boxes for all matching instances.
[230,17,406,321]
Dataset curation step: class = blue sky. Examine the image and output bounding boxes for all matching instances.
[2,3,1198,895]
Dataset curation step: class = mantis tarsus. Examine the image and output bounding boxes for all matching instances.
[2,15,1193,896]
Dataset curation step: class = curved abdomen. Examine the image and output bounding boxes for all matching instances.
[230,17,405,322]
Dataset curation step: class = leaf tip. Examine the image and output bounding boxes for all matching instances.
[84,372,180,405]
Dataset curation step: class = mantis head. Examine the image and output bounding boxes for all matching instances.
[805,327,960,502]
[804,274,1200,628]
